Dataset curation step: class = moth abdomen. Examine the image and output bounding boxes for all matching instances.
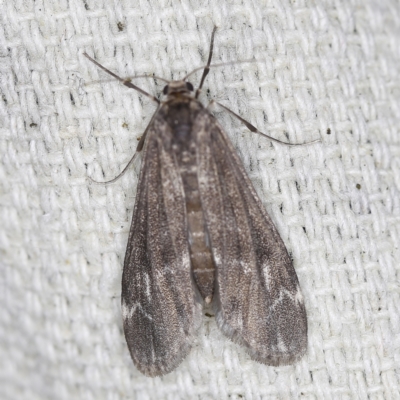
[167,100,216,303]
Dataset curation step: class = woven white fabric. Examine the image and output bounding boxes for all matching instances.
[1,0,399,399]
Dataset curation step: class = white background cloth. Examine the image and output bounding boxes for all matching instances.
[1,0,399,399]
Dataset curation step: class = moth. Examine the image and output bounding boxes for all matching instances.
[84,27,312,377]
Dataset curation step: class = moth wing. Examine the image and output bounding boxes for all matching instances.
[122,114,202,377]
[196,112,307,365]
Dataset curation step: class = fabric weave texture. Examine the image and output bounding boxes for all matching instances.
[0,1,399,399]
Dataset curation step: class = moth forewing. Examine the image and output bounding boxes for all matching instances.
[197,116,307,365]
[85,27,308,376]
[121,112,203,377]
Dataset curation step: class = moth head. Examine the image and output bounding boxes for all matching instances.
[163,81,194,96]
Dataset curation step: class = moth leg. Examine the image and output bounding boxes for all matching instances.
[195,26,218,99]
[208,100,321,146]
[88,106,160,184]
[83,53,160,104]
[88,152,139,185]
